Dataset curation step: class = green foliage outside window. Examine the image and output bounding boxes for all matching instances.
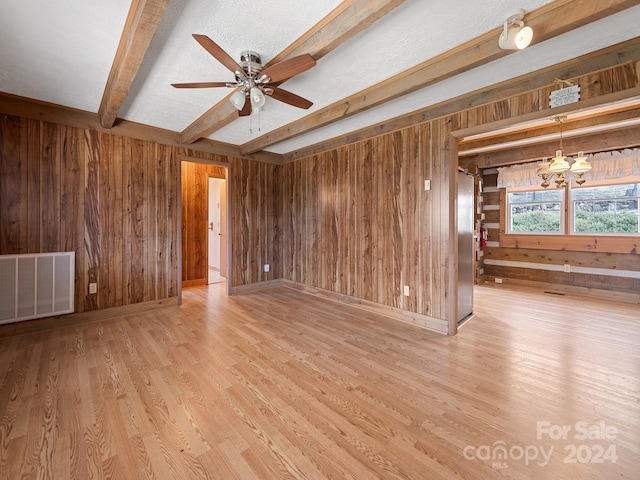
[573,201,639,233]
[507,182,640,235]
[508,189,563,233]
[511,208,561,232]
[572,183,639,234]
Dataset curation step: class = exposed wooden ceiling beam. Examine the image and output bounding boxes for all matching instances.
[180,101,240,147]
[243,0,640,156]
[98,0,170,129]
[180,0,406,145]
[459,108,640,154]
[283,38,640,162]
[463,124,640,167]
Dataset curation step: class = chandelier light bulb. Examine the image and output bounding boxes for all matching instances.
[549,150,570,173]
[570,151,592,174]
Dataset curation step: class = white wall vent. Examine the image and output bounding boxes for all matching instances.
[0,252,75,325]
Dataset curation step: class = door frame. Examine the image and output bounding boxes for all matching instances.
[178,156,232,304]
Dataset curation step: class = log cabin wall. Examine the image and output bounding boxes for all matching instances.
[283,61,640,323]
[0,113,282,314]
[477,164,640,301]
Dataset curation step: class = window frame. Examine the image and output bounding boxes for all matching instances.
[505,175,640,237]
[505,184,566,235]
[568,177,640,236]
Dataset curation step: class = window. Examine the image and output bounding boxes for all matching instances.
[507,189,564,234]
[505,176,640,236]
[571,182,639,235]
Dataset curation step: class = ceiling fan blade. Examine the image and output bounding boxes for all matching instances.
[260,54,316,83]
[171,82,229,89]
[238,97,252,117]
[267,87,313,109]
[192,34,244,75]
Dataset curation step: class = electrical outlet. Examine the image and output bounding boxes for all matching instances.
[264,264,270,273]
[424,179,431,191]
[494,278,503,284]
[564,264,571,273]
[89,283,97,294]
[403,285,410,296]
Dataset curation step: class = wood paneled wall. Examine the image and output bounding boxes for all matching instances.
[283,124,451,320]
[284,61,640,323]
[0,114,282,314]
[0,115,179,313]
[230,156,282,286]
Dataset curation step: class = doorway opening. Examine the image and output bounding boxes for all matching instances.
[179,158,230,299]
[208,177,227,285]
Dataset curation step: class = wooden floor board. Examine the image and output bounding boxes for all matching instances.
[0,283,639,479]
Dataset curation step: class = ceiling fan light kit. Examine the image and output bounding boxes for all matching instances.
[230,90,246,110]
[250,86,266,109]
[499,8,533,50]
[172,35,316,119]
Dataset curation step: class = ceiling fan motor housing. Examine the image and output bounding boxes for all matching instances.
[237,50,263,81]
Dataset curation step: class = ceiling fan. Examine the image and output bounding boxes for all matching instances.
[172,34,316,116]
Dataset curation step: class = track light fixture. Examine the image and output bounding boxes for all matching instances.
[498,8,533,50]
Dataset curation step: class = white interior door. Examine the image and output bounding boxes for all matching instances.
[218,180,229,278]
[208,178,223,282]
[219,180,227,278]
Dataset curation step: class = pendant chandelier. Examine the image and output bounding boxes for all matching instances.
[536,116,592,188]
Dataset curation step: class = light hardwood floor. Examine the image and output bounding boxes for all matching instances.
[0,284,638,479]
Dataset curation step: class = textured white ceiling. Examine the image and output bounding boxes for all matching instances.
[1,1,638,156]
[0,0,131,111]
